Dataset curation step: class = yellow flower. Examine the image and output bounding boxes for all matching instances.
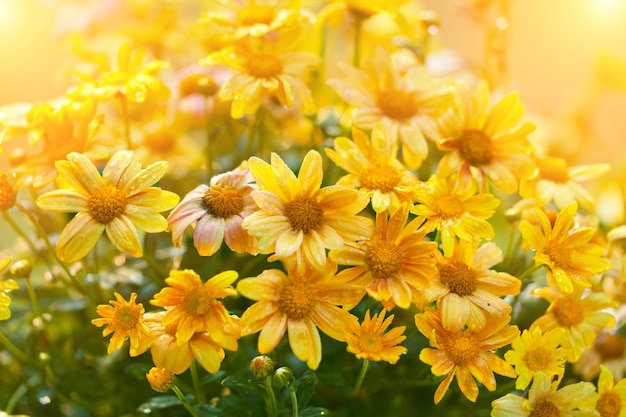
[415,308,518,404]
[519,155,610,211]
[36,150,180,263]
[530,285,617,362]
[237,263,362,370]
[411,174,500,256]
[242,150,373,273]
[325,125,421,213]
[583,365,626,417]
[425,240,521,331]
[146,367,174,393]
[0,171,16,211]
[504,327,568,390]
[345,309,407,364]
[519,201,612,293]
[327,47,450,168]
[329,203,438,309]
[575,332,626,381]
[491,371,596,417]
[436,80,536,193]
[150,269,239,346]
[318,0,411,26]
[0,257,18,321]
[91,292,150,355]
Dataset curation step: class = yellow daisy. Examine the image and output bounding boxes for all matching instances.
[146,367,174,393]
[36,150,180,263]
[329,203,438,309]
[436,80,536,193]
[504,327,568,390]
[415,308,518,404]
[91,292,150,355]
[518,201,612,293]
[583,365,626,417]
[150,269,239,346]
[345,309,407,364]
[325,125,421,213]
[241,150,373,273]
[411,174,500,256]
[425,239,521,331]
[530,285,617,362]
[237,262,362,370]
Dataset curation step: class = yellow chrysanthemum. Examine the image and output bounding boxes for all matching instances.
[325,125,421,213]
[0,257,18,321]
[582,365,626,417]
[411,174,500,256]
[237,262,362,370]
[519,201,612,293]
[504,327,568,390]
[91,292,150,355]
[436,80,536,193]
[36,150,180,263]
[519,155,610,211]
[575,332,626,381]
[491,371,596,417]
[345,309,407,364]
[146,367,174,393]
[329,203,438,309]
[530,285,617,362]
[415,308,518,404]
[150,269,239,346]
[425,240,521,331]
[242,150,373,273]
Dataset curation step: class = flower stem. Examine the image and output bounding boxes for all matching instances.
[517,263,543,281]
[288,384,299,417]
[351,359,370,397]
[24,275,44,326]
[171,385,202,417]
[353,18,362,68]
[263,375,278,417]
[0,330,29,364]
[2,211,39,256]
[190,360,206,404]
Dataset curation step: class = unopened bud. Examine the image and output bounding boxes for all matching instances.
[250,355,276,379]
[273,367,294,387]
[10,259,32,279]
[146,367,174,393]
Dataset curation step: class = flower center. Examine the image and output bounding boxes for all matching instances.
[277,278,315,320]
[458,129,493,166]
[377,89,418,121]
[283,197,323,234]
[143,129,176,154]
[203,184,244,218]
[597,390,622,417]
[523,346,552,372]
[430,195,465,220]
[365,238,403,280]
[238,4,275,26]
[595,334,625,360]
[88,185,127,224]
[245,53,283,79]
[114,305,142,330]
[181,286,214,317]
[538,157,570,184]
[358,334,383,354]
[442,332,480,365]
[361,165,401,193]
[544,244,571,270]
[0,172,16,211]
[551,296,584,327]
[529,400,560,417]
[438,261,477,296]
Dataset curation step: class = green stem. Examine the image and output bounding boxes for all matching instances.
[288,385,298,417]
[242,107,264,161]
[351,359,369,397]
[0,330,29,365]
[24,275,44,326]
[263,375,278,417]
[501,223,517,270]
[171,385,202,417]
[353,18,362,68]
[517,263,543,281]
[190,360,206,404]
[2,211,39,256]
[119,95,132,150]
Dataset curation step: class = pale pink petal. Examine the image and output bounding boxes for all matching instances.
[193,215,225,256]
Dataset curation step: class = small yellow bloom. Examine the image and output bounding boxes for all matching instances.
[146,367,174,393]
[0,257,18,321]
[582,365,626,417]
[345,309,407,364]
[0,171,16,211]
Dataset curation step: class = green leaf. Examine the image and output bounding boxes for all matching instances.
[294,371,317,409]
[200,370,226,387]
[221,375,264,394]
[195,403,222,417]
[136,395,181,413]
[299,407,332,417]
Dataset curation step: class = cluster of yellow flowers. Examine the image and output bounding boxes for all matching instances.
[1,0,626,416]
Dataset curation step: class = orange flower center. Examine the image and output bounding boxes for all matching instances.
[523,346,552,372]
[458,129,493,166]
[358,333,383,354]
[88,185,127,224]
[277,278,315,320]
[365,238,402,280]
[361,165,401,193]
[538,157,570,184]
[245,53,283,79]
[114,304,142,330]
[441,332,480,365]
[530,400,560,417]
[438,261,477,296]
[143,129,176,154]
[551,296,584,327]
[430,195,464,220]
[0,172,16,211]
[595,333,625,360]
[544,243,571,270]
[377,89,418,121]
[283,197,323,234]
[238,4,275,26]
[181,286,214,317]
[597,390,622,417]
[203,184,244,218]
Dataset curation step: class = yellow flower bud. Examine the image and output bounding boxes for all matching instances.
[146,367,174,393]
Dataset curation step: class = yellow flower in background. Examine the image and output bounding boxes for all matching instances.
[491,371,596,417]
[91,292,150,355]
[150,269,239,346]
[325,125,420,213]
[415,308,518,404]
[242,150,373,273]
[36,150,180,263]
[436,80,536,194]
[345,309,407,364]
[0,257,18,321]
[146,367,174,393]
[411,174,499,256]
[519,201,612,293]
[582,365,626,417]
[237,263,362,370]
[329,203,437,309]
[519,155,610,211]
[504,327,568,390]
[530,285,617,363]
[318,0,411,26]
[425,240,520,331]
[0,171,17,211]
